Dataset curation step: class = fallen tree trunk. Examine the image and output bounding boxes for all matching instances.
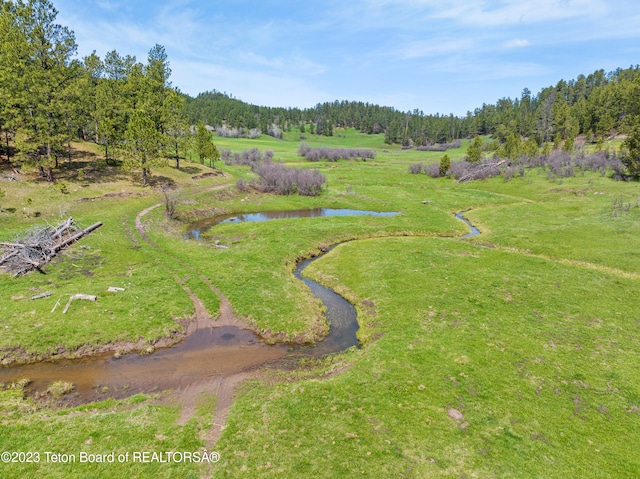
[54,222,102,252]
[50,217,74,241]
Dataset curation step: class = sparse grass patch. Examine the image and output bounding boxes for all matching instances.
[47,381,74,398]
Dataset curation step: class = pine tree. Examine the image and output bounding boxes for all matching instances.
[2,0,79,180]
[466,136,484,163]
[194,121,219,168]
[562,137,575,153]
[522,137,539,158]
[439,154,451,176]
[94,50,134,163]
[0,2,26,162]
[122,110,163,186]
[164,89,188,169]
[498,133,521,160]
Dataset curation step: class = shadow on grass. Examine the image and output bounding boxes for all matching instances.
[55,159,129,184]
[177,166,201,175]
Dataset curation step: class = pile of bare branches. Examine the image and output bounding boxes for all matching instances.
[0,217,102,277]
[456,160,506,183]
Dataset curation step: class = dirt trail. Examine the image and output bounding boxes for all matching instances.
[175,372,250,443]
[134,194,259,449]
[135,199,252,330]
[136,203,215,332]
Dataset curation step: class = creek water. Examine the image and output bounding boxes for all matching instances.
[0,252,354,404]
[455,211,480,237]
[1,209,399,404]
[184,208,399,240]
[0,327,288,403]
[292,245,359,357]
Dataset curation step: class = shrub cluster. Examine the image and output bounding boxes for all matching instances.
[222,148,274,167]
[518,150,624,180]
[408,162,424,174]
[611,195,639,216]
[298,143,376,162]
[250,162,326,196]
[409,161,455,178]
[416,140,462,152]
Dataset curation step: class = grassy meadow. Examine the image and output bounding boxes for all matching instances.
[1,129,639,478]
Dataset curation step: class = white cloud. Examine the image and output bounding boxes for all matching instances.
[396,39,474,59]
[237,52,327,76]
[170,59,331,108]
[502,38,531,49]
[95,1,117,10]
[359,0,607,27]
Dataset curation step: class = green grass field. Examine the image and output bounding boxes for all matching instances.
[1,129,639,478]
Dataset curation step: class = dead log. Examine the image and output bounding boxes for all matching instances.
[0,250,20,265]
[31,291,52,300]
[50,217,74,241]
[54,222,102,252]
[62,294,97,314]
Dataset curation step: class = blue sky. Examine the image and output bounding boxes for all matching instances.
[53,0,640,115]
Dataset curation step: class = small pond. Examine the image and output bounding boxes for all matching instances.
[185,208,399,240]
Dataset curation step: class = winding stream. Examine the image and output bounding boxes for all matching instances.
[0,209,476,405]
[455,211,481,237]
[293,244,359,356]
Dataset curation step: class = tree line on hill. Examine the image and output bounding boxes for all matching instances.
[184,68,640,152]
[184,91,468,145]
